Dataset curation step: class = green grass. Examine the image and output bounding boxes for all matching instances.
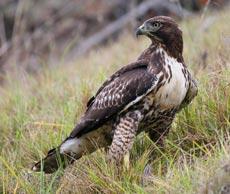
[0,9,230,194]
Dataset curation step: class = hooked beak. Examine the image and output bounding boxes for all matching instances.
[135,23,146,37]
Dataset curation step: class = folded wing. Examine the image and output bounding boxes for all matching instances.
[70,61,157,138]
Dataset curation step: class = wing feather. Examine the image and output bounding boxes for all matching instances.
[70,60,157,138]
[86,60,148,108]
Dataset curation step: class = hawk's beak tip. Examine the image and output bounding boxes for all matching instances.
[135,29,142,38]
[135,23,146,38]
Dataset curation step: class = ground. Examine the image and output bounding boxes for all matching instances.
[0,9,229,194]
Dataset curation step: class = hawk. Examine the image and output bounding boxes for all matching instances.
[32,16,198,173]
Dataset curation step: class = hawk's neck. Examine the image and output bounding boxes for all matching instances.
[146,44,186,75]
[138,43,184,64]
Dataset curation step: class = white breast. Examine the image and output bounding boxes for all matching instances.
[155,49,188,109]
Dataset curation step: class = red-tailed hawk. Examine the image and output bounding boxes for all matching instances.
[32,16,198,173]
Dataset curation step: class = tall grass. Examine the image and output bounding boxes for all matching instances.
[0,9,229,193]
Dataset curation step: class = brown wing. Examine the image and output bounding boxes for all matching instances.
[69,60,157,138]
[86,59,148,108]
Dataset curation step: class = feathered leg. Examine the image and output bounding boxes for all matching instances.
[108,111,143,165]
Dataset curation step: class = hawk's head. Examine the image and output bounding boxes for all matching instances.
[136,16,183,58]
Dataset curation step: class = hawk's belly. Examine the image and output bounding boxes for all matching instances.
[156,60,189,109]
[139,105,177,134]
[137,58,189,133]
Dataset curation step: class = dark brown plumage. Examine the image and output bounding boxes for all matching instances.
[32,16,198,173]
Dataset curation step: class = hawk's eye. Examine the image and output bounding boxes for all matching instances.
[152,22,161,29]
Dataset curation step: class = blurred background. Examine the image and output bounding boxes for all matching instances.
[0,1,230,193]
[0,0,229,81]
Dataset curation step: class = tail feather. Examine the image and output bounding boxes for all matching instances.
[32,147,74,174]
[32,125,112,173]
